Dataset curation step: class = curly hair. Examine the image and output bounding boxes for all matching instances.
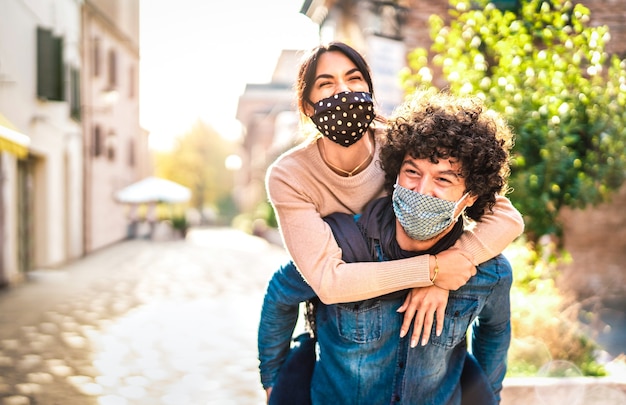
[379,89,514,221]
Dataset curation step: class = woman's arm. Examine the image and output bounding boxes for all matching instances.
[453,195,524,265]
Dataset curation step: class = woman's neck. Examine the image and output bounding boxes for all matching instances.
[318,131,374,177]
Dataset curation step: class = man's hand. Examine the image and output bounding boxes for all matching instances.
[432,248,477,290]
[266,387,272,404]
[397,286,449,347]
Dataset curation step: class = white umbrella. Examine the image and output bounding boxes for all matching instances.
[115,176,191,204]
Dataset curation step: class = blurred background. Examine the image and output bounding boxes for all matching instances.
[1,0,625,395]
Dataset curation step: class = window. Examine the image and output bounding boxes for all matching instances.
[106,130,116,161]
[108,49,117,88]
[70,67,81,120]
[128,139,135,167]
[490,0,520,12]
[93,37,101,77]
[93,125,103,157]
[128,65,136,99]
[37,27,64,101]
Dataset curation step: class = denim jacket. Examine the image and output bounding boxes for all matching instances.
[258,198,512,404]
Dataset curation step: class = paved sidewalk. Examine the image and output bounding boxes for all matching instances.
[0,227,624,405]
[0,227,289,405]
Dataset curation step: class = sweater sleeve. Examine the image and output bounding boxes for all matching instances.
[454,195,525,263]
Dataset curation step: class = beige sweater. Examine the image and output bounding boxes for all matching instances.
[266,132,524,304]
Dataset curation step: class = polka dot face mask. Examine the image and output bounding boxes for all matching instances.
[311,91,375,147]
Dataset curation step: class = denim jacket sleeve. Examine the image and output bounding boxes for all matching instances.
[258,261,317,389]
[469,254,514,402]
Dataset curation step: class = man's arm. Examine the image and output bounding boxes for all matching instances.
[469,255,513,401]
[258,261,316,391]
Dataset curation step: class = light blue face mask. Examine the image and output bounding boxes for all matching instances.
[392,184,468,241]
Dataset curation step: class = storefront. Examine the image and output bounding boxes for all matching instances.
[0,113,30,286]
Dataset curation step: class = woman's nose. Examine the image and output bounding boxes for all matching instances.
[336,81,350,93]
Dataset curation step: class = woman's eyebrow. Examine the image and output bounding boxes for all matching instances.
[314,68,361,83]
[314,73,333,82]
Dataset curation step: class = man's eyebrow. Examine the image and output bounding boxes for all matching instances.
[439,170,461,177]
[402,159,462,179]
[438,169,463,179]
[401,158,417,168]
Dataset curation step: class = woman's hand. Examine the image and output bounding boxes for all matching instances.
[431,248,477,290]
[397,285,449,347]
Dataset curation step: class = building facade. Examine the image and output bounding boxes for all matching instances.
[81,0,149,253]
[0,0,83,285]
[0,0,149,287]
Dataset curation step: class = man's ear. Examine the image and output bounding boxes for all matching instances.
[454,193,477,219]
[465,194,478,207]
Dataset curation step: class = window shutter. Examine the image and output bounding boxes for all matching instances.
[36,27,65,101]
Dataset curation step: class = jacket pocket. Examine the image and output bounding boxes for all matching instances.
[335,299,382,343]
[431,295,478,349]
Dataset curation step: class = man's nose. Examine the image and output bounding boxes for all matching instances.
[413,180,433,196]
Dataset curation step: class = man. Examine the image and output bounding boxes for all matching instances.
[259,89,517,404]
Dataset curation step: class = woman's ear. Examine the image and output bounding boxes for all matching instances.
[303,101,315,118]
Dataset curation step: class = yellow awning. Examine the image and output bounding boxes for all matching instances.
[0,113,30,159]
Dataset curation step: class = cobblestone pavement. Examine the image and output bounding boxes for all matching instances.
[0,227,290,405]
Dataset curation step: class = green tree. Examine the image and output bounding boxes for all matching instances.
[155,120,239,223]
[400,0,626,241]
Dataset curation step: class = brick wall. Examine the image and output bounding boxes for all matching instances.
[402,0,626,56]
[585,0,626,55]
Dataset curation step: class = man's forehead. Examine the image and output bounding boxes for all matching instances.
[402,153,460,168]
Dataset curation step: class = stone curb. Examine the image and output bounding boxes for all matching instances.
[501,376,626,404]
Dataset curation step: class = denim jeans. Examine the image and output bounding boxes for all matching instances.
[258,255,511,404]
